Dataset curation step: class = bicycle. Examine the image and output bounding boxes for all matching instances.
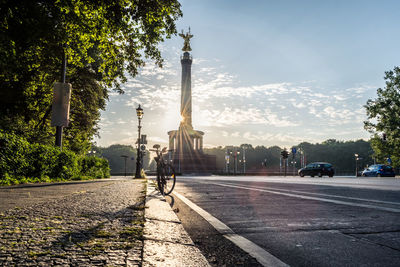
[149,144,176,196]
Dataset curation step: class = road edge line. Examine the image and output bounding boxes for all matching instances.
[173,191,289,267]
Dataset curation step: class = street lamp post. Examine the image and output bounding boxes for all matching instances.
[135,105,144,178]
[243,147,246,175]
[354,153,359,177]
[226,150,232,175]
[234,150,240,175]
[225,152,229,174]
[234,151,236,176]
[121,155,128,177]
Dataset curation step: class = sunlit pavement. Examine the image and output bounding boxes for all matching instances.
[167,175,400,266]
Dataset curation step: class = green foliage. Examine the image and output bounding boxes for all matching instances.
[205,140,374,175]
[0,131,31,179]
[80,156,110,179]
[298,139,374,174]
[0,131,110,185]
[0,0,182,154]
[364,66,400,167]
[51,150,80,180]
[94,144,150,174]
[204,145,282,172]
[25,143,59,179]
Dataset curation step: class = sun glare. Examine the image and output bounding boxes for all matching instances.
[162,105,181,130]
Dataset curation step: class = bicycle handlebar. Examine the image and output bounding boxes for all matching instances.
[149,147,168,153]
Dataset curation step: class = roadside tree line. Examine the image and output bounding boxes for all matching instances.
[204,139,374,175]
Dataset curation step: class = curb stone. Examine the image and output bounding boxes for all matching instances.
[143,182,210,267]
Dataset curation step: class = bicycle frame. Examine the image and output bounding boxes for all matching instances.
[150,146,176,196]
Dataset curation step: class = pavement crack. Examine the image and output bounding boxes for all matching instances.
[143,237,195,247]
[341,232,400,253]
[146,217,181,224]
[342,229,400,235]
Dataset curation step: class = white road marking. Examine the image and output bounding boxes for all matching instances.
[191,176,400,191]
[173,191,289,267]
[219,182,400,206]
[211,182,400,213]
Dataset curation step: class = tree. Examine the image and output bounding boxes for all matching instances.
[204,144,282,173]
[298,140,373,174]
[0,0,182,153]
[95,144,150,174]
[204,140,374,175]
[364,67,400,167]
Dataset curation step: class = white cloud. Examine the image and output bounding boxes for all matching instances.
[231,131,240,137]
[293,102,306,109]
[97,50,376,148]
[242,131,314,146]
[194,107,298,128]
[147,136,168,144]
[116,119,127,124]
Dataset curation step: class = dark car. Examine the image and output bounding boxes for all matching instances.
[361,164,395,177]
[298,162,334,177]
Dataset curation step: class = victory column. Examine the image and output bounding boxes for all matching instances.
[167,28,216,173]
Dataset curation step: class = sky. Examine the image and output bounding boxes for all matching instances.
[95,0,400,149]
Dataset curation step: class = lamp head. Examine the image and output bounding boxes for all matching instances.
[136,104,144,119]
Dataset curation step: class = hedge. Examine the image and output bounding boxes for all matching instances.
[0,131,110,185]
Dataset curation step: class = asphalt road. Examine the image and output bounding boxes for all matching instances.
[167,176,400,267]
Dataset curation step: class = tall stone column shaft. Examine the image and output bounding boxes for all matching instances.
[181,52,192,128]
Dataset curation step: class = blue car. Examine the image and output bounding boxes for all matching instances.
[361,164,395,177]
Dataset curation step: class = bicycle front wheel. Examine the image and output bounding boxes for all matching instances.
[162,163,176,195]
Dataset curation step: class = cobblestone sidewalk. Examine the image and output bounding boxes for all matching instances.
[0,179,146,266]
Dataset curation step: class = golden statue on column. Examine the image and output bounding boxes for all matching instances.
[179,28,193,52]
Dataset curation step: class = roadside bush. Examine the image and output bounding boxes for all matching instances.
[0,131,110,185]
[0,131,30,179]
[79,156,110,179]
[25,143,59,179]
[51,150,80,180]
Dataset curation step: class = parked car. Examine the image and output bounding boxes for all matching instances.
[361,164,395,177]
[298,162,334,177]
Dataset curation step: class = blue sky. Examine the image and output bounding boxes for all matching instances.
[95,0,400,149]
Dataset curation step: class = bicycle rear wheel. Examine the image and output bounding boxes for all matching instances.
[162,163,176,195]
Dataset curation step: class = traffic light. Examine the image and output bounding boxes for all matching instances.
[382,133,387,141]
[281,150,289,159]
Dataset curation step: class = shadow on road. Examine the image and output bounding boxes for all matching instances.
[165,194,175,207]
[52,198,146,258]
